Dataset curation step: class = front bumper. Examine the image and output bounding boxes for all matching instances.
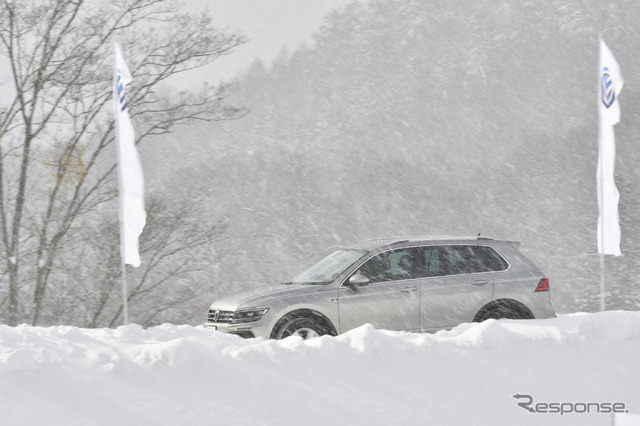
[203,321,271,339]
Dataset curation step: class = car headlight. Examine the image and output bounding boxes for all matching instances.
[233,307,270,323]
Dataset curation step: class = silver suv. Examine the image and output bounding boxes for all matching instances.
[204,236,555,339]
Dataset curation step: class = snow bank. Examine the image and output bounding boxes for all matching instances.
[1,311,639,425]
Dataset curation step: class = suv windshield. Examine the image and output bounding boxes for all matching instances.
[292,249,367,284]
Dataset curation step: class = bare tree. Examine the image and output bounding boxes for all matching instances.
[0,0,246,325]
[41,195,225,328]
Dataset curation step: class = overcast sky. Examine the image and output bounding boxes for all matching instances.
[175,0,355,89]
[0,1,354,97]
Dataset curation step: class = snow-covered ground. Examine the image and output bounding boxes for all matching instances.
[1,311,639,425]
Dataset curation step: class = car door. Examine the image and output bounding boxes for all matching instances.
[338,248,422,333]
[419,245,494,331]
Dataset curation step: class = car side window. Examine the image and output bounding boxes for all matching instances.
[429,245,508,276]
[358,245,509,280]
[355,248,426,283]
[446,247,470,274]
[356,252,392,283]
[473,246,509,271]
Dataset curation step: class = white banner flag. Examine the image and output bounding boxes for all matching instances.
[114,41,146,267]
[597,37,623,256]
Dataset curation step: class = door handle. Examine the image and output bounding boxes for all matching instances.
[401,286,419,292]
[471,280,489,286]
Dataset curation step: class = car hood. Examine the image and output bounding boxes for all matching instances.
[209,283,332,310]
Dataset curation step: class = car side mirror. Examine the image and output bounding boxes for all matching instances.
[348,273,370,292]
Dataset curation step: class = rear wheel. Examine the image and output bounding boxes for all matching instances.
[274,317,327,340]
[474,300,534,322]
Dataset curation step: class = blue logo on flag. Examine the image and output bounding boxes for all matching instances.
[116,69,127,112]
[601,67,616,109]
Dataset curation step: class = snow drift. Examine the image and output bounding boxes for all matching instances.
[1,311,639,425]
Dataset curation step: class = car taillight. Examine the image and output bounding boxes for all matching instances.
[535,277,549,292]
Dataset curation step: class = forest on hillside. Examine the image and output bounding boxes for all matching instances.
[150,0,640,318]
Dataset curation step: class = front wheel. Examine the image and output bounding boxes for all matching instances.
[274,317,327,340]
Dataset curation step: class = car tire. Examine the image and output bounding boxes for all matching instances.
[474,300,534,322]
[274,317,327,340]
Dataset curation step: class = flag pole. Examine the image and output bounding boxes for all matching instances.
[597,41,605,313]
[598,40,604,313]
[599,254,605,312]
[122,262,129,324]
[598,0,604,316]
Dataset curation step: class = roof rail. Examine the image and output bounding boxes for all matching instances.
[351,235,508,251]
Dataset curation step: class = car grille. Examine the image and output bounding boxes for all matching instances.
[207,309,234,323]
